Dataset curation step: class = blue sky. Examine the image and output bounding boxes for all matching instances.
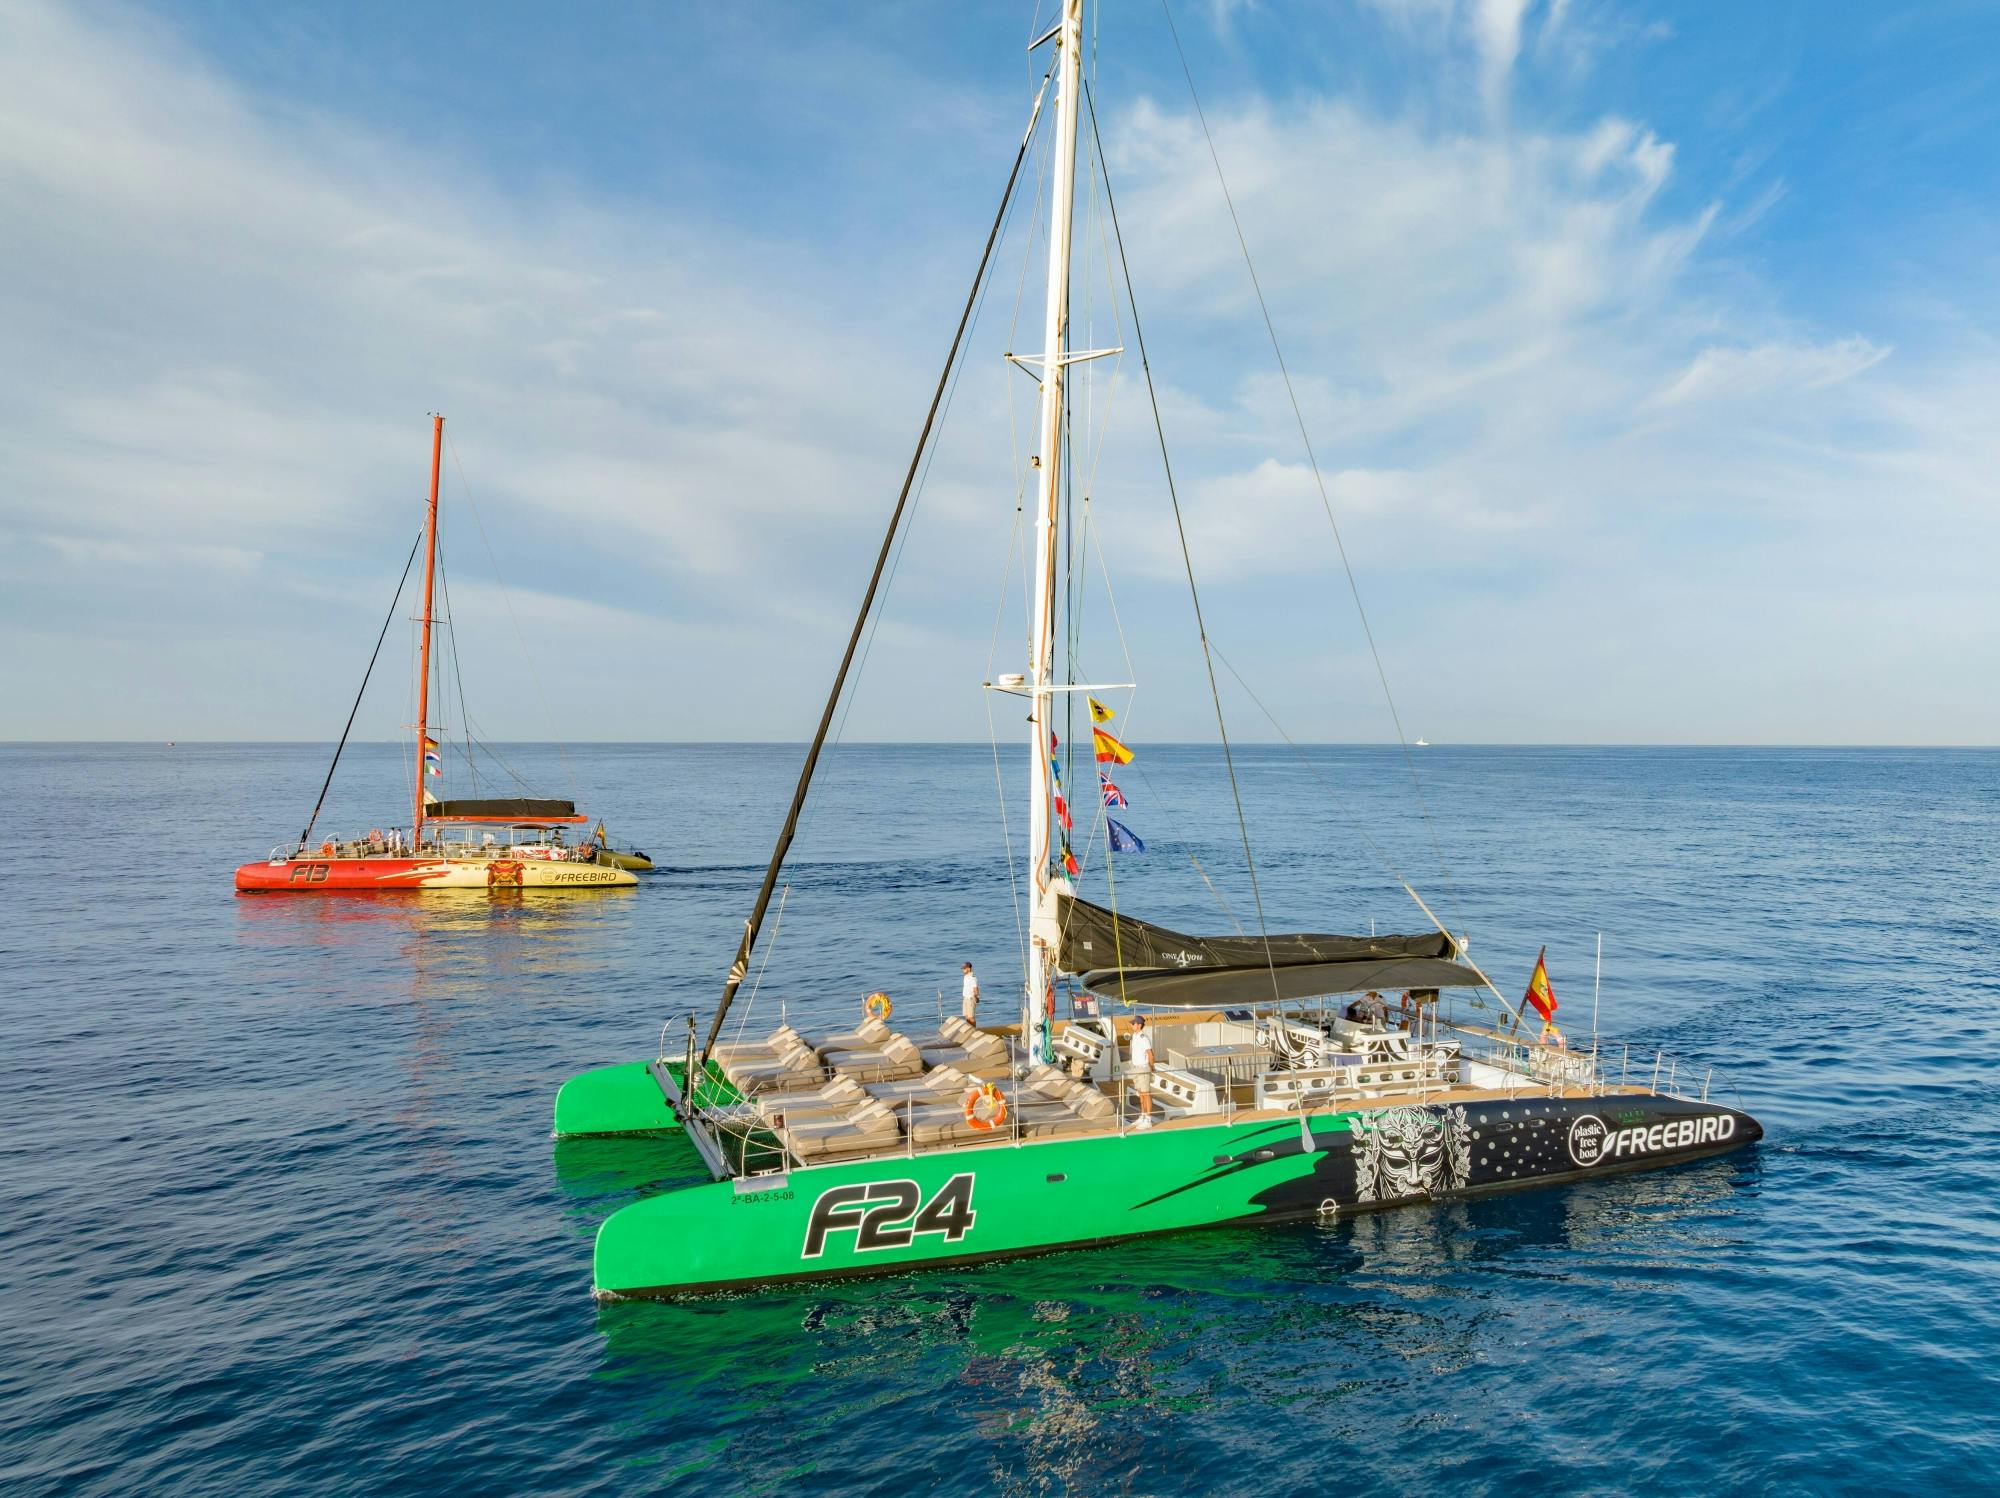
[3,0,1996,744]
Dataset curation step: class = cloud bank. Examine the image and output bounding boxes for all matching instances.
[1,0,1993,744]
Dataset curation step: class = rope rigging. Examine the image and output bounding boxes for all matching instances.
[1155,0,1466,941]
[1083,76,1285,1006]
[299,526,425,847]
[698,63,1059,1070]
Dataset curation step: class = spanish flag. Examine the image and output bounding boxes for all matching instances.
[422,735,440,751]
[1088,697,1115,724]
[1092,728,1133,765]
[1523,946,1558,1024]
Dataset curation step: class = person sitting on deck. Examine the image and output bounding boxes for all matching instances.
[1346,991,1388,1027]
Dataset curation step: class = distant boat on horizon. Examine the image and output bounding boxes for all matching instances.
[1415,737,1429,747]
[233,416,638,894]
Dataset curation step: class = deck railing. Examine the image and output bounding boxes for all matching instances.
[1449,1023,1729,1105]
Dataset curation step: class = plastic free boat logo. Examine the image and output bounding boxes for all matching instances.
[802,1174,976,1258]
[1567,1112,1736,1168]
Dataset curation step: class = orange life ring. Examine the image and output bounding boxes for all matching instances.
[963,1082,1007,1131]
[318,840,335,858]
[865,991,893,1022]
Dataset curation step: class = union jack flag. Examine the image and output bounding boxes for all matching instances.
[1099,772,1127,808]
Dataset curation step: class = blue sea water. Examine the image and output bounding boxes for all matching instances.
[3,741,1997,1496]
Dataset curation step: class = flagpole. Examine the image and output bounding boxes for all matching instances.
[1592,932,1602,1072]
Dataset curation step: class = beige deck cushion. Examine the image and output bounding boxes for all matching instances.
[961,1028,1008,1060]
[783,1095,903,1161]
[908,1094,1077,1148]
[712,1022,805,1063]
[724,1042,829,1093]
[1069,1088,1116,1120]
[806,1017,892,1055]
[826,1047,924,1085]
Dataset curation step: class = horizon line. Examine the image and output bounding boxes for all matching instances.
[5,739,1996,751]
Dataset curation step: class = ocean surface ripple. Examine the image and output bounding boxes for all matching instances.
[3,743,1996,1495]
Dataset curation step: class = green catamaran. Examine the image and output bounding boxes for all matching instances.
[553,0,1759,1299]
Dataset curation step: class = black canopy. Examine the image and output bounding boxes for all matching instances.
[426,797,582,823]
[1058,894,1474,1009]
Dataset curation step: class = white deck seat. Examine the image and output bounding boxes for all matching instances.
[1138,1065,1221,1116]
[1052,1025,1110,1070]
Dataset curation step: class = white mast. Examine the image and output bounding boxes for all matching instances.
[1024,0,1084,1065]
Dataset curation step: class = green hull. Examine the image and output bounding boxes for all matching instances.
[594,1111,1335,1297]
[569,1061,1762,1298]
[553,1058,738,1137]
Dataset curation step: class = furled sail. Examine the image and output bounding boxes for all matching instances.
[1057,894,1477,1007]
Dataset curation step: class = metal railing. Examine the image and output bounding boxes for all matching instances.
[1454,1025,1727,1104]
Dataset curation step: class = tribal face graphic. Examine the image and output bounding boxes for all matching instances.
[1351,1104,1472,1203]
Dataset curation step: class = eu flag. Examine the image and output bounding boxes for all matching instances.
[1106,818,1144,854]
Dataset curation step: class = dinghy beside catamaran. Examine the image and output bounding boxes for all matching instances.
[553,2,1757,1296]
[234,416,637,893]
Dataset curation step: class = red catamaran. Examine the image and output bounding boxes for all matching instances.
[234,416,638,893]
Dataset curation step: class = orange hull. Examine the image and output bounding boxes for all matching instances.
[233,856,635,892]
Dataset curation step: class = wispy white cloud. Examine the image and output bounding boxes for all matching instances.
[1652,337,1892,408]
[2,0,1995,744]
[0,0,909,587]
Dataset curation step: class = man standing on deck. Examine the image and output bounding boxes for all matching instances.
[960,962,981,1025]
[1129,1015,1155,1128]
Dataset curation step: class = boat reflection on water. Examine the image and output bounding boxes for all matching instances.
[552,1134,708,1211]
[232,883,637,983]
[588,1153,1760,1490]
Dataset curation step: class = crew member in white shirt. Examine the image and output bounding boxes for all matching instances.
[960,962,981,1024]
[1129,1014,1155,1128]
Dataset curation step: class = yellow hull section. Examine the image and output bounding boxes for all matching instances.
[408,858,639,890]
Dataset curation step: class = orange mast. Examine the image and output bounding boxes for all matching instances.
[413,414,443,846]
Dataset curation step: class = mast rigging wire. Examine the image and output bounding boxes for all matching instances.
[1154,0,1465,937]
[1083,78,1284,1005]
[699,67,1056,1068]
[299,527,425,847]
[444,431,585,810]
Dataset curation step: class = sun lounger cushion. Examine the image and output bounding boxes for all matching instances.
[724,1041,829,1094]
[825,1043,925,1085]
[712,1022,806,1063]
[783,1096,904,1161]
[961,1029,1008,1060]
